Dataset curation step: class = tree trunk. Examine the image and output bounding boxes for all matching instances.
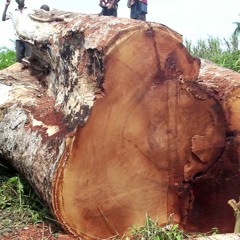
[184,59,240,234]
[198,59,240,159]
[0,10,233,239]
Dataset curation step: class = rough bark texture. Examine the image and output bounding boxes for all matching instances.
[185,59,240,234]
[0,63,67,205]
[198,59,240,159]
[183,59,240,234]
[0,9,238,239]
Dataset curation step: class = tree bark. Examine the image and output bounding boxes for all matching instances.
[0,10,233,239]
[198,59,240,159]
[184,59,240,234]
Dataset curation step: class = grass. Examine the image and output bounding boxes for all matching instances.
[128,214,189,240]
[125,214,219,240]
[0,47,16,70]
[185,34,240,73]
[0,159,57,237]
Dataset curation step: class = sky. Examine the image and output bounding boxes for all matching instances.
[0,0,240,49]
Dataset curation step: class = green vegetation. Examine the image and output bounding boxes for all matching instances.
[125,214,219,240]
[233,22,240,37]
[0,160,56,236]
[185,34,240,73]
[128,214,189,240]
[0,47,16,70]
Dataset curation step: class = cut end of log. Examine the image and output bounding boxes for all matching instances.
[49,24,225,238]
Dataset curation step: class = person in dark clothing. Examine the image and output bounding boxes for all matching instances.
[99,0,120,17]
[128,0,148,21]
[40,4,50,11]
[2,0,31,62]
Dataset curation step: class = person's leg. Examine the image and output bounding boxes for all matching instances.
[138,2,147,21]
[130,3,138,19]
[15,40,25,62]
[138,13,146,21]
[99,8,104,15]
[131,2,146,21]
[99,7,108,16]
[109,8,117,17]
[24,43,32,58]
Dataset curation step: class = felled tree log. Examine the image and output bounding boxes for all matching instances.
[0,10,230,239]
[183,59,240,234]
[198,59,240,159]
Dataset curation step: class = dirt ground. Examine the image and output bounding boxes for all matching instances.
[0,223,79,240]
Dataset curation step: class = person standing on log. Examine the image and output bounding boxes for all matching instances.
[127,0,148,21]
[2,0,31,62]
[99,0,120,17]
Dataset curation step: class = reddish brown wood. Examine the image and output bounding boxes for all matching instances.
[0,10,236,239]
[51,29,225,238]
[181,59,240,234]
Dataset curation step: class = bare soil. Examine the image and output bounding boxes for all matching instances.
[0,223,79,240]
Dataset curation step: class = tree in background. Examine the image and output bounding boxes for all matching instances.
[233,22,240,37]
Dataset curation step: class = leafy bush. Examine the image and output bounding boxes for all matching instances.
[0,47,16,70]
